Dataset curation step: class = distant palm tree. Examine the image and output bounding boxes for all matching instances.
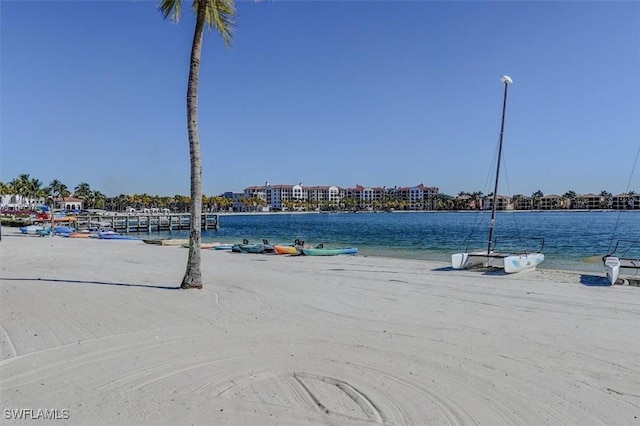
[74,182,92,201]
[628,190,636,209]
[47,179,70,237]
[531,190,544,210]
[159,0,234,288]
[599,190,612,209]
[48,180,70,208]
[562,190,577,209]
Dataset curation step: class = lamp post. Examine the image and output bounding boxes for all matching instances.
[487,75,513,255]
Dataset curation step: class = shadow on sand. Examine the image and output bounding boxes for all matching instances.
[432,266,508,276]
[579,274,611,287]
[0,277,180,290]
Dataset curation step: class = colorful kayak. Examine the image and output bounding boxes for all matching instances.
[69,232,92,238]
[20,225,44,235]
[98,233,141,240]
[213,244,234,250]
[273,245,300,255]
[301,247,358,256]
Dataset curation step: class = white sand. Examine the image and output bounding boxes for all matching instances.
[1,232,638,425]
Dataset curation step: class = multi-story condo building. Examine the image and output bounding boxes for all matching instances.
[484,194,510,211]
[611,193,640,210]
[539,194,565,210]
[241,182,439,211]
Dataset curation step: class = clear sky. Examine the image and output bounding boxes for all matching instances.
[2,1,639,198]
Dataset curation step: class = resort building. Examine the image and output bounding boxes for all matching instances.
[241,182,440,211]
[394,184,439,210]
[611,193,640,210]
[53,197,83,211]
[511,195,533,210]
[539,194,565,210]
[572,193,604,210]
[484,195,510,211]
[0,195,46,210]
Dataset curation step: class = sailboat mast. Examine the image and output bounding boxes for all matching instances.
[487,75,512,255]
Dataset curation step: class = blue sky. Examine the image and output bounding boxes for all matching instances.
[2,1,639,198]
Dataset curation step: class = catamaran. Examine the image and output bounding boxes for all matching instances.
[603,239,640,285]
[451,75,545,273]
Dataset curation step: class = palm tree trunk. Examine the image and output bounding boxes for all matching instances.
[181,0,205,289]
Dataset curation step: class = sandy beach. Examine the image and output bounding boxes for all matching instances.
[1,233,638,425]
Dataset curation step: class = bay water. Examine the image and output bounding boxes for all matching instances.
[145,211,639,273]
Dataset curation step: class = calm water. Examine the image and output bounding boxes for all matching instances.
[147,211,639,272]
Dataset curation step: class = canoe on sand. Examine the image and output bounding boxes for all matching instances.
[301,247,358,256]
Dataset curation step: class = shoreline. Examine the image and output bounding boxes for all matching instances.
[1,234,638,425]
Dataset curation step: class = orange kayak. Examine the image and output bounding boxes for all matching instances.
[273,245,299,255]
[69,232,91,238]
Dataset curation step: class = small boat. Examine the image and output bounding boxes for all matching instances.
[273,240,315,255]
[180,242,219,249]
[301,247,358,256]
[69,232,92,238]
[143,239,163,245]
[98,233,141,240]
[20,225,44,235]
[273,245,300,255]
[212,244,234,250]
[88,230,118,238]
[160,239,189,246]
[602,239,640,285]
[36,226,76,236]
[451,76,544,274]
[231,239,268,254]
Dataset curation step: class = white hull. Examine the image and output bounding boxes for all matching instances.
[503,253,545,273]
[452,252,544,273]
[451,76,544,275]
[604,257,620,285]
[451,252,486,270]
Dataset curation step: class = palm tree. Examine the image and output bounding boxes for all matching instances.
[159,0,234,288]
[74,182,91,198]
[47,179,70,237]
[10,174,32,208]
[531,190,544,210]
[599,190,612,209]
[627,190,636,209]
[48,180,70,208]
[562,190,577,209]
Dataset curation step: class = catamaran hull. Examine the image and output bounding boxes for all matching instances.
[604,257,620,285]
[452,252,544,273]
[503,253,545,273]
[451,253,486,270]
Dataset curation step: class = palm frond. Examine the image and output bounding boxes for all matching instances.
[195,0,235,47]
[158,0,182,22]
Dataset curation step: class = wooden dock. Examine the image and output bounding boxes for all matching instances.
[73,213,219,233]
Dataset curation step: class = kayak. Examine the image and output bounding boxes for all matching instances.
[301,247,358,256]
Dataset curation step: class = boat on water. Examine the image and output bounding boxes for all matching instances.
[602,239,640,285]
[301,247,358,256]
[451,76,544,274]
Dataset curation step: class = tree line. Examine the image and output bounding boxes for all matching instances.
[2,174,635,212]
